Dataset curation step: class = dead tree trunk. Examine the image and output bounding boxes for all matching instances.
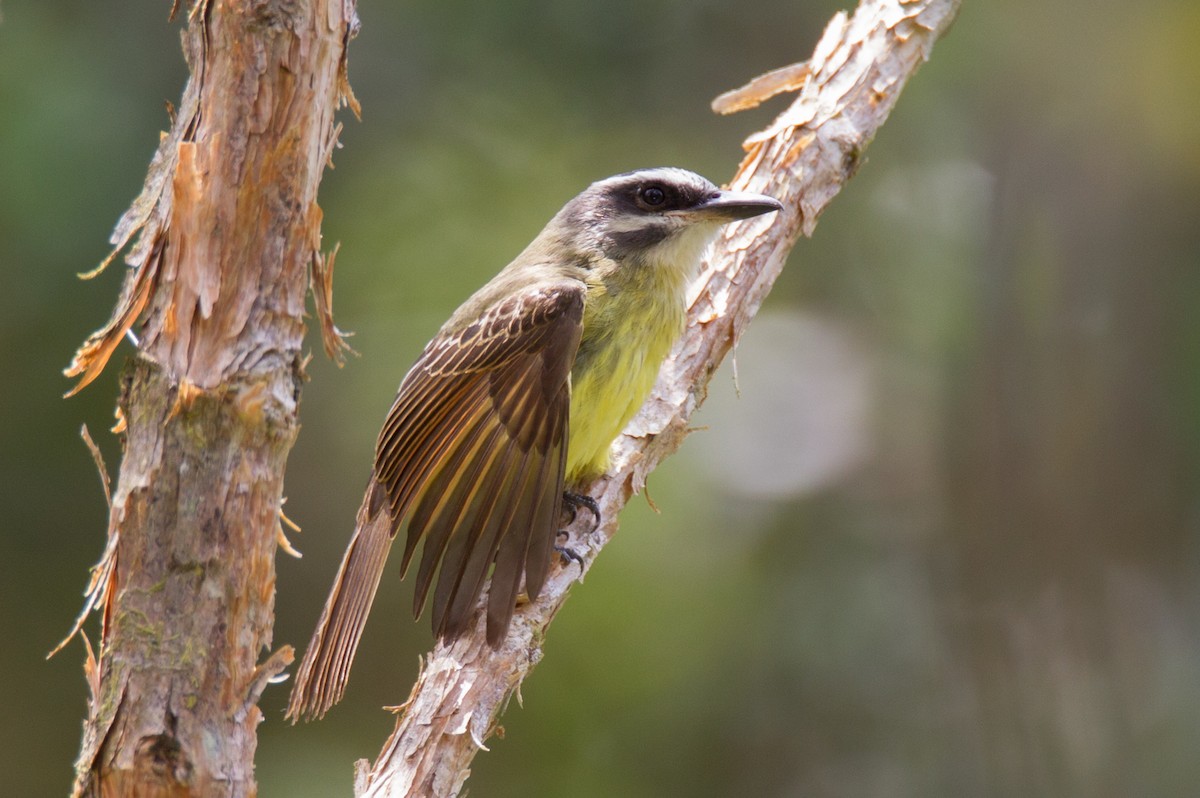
[64,2,358,795]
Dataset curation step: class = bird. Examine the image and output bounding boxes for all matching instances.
[286,167,781,721]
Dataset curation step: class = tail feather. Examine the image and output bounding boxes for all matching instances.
[286,482,394,722]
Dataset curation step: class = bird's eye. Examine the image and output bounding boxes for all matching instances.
[639,185,667,207]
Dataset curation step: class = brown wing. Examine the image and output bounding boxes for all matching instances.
[287,281,582,722]
[379,282,582,642]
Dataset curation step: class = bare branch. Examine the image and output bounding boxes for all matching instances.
[355,0,962,795]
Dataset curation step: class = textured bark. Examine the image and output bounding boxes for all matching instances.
[354,0,963,795]
[65,1,358,795]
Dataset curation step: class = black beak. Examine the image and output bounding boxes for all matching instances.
[685,189,784,222]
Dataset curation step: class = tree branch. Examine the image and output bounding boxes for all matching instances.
[355,0,962,795]
[64,2,358,795]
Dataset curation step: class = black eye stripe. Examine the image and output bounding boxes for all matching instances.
[598,174,718,216]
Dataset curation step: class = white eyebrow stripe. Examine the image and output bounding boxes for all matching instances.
[598,166,701,187]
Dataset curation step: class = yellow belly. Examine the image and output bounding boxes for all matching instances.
[565,281,684,484]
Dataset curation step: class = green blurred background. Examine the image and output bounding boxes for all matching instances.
[4,1,1199,795]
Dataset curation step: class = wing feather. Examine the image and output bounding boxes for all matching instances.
[485,432,557,643]
[289,280,584,716]
[393,287,581,641]
[396,380,499,573]
[523,406,566,602]
[409,415,508,612]
[431,441,531,640]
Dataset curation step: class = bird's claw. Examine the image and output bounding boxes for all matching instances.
[555,492,597,580]
[554,530,586,578]
[562,491,601,532]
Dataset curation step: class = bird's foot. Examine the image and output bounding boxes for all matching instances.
[562,491,601,532]
[554,530,586,578]
[555,492,598,579]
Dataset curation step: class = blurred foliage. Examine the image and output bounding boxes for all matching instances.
[3,1,1199,796]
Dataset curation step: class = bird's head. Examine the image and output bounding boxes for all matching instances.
[556,167,783,272]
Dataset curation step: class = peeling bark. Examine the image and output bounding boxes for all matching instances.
[354,0,963,795]
[66,2,358,795]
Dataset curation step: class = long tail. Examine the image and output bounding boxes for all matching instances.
[286,481,394,722]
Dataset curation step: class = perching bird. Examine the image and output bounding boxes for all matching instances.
[287,168,781,720]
